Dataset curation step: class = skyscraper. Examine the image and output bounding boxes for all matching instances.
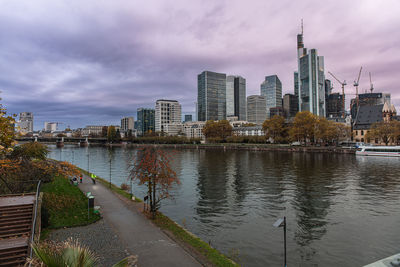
[260,75,282,119]
[247,95,267,125]
[197,71,226,121]
[155,99,181,132]
[136,108,155,136]
[296,25,326,116]
[226,75,246,121]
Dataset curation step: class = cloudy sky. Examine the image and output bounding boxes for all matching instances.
[1,0,400,129]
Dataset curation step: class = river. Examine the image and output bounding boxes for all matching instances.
[48,145,400,267]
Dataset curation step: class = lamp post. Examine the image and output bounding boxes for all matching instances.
[273,216,287,267]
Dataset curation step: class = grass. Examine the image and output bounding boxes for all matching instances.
[41,175,101,229]
[153,212,239,267]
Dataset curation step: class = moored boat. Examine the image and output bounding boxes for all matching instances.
[356,145,400,157]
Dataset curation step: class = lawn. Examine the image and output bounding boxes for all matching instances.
[41,175,100,229]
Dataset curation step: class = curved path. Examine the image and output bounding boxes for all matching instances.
[79,174,201,267]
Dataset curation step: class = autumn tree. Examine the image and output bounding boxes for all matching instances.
[0,104,17,158]
[107,126,117,143]
[315,117,338,144]
[262,115,287,143]
[129,146,179,218]
[366,121,398,145]
[289,111,317,144]
[334,123,351,143]
[202,120,233,141]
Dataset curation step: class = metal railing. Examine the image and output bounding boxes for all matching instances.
[28,180,42,265]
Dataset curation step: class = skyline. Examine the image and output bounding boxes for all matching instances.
[2,0,400,129]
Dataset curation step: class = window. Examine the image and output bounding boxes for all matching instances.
[361,130,364,136]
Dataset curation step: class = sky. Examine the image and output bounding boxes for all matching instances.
[1,0,400,130]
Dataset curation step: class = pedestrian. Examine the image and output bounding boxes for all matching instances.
[79,174,83,183]
[90,173,97,184]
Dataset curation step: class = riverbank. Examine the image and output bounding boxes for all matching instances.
[124,143,356,154]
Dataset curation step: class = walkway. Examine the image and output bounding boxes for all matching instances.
[79,174,201,267]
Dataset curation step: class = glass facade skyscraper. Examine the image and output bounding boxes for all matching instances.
[226,75,246,121]
[197,71,226,121]
[296,30,326,116]
[136,108,155,136]
[247,95,267,125]
[260,75,282,119]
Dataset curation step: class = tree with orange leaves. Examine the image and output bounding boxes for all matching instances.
[129,146,179,218]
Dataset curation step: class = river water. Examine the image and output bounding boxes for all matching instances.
[48,145,400,267]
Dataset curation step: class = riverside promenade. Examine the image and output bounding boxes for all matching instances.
[79,174,201,267]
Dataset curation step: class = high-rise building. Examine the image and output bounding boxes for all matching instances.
[197,71,226,121]
[44,122,57,132]
[326,93,344,118]
[296,26,326,116]
[294,72,299,97]
[283,94,299,119]
[226,75,246,121]
[17,112,33,133]
[247,95,267,125]
[137,108,155,136]
[184,115,192,122]
[260,75,282,118]
[121,117,134,133]
[155,100,181,132]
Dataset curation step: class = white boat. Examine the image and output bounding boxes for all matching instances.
[356,145,400,157]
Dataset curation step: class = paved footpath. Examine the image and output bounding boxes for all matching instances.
[79,174,201,267]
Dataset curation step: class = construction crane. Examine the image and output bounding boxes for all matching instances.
[328,71,346,118]
[353,66,363,110]
[369,72,374,93]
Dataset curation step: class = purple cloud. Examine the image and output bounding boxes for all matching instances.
[1,0,400,129]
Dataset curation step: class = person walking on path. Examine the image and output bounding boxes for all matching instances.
[90,173,97,184]
[80,174,83,183]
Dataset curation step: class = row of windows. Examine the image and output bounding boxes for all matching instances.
[365,149,400,153]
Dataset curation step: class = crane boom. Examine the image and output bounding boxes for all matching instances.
[369,72,374,93]
[328,71,346,85]
[328,71,346,118]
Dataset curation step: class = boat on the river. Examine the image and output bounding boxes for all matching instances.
[356,145,400,157]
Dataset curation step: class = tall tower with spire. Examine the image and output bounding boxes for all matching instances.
[294,21,326,116]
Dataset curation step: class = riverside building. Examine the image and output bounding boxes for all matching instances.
[197,71,226,121]
[260,75,282,118]
[226,75,247,121]
[295,25,326,116]
[247,95,267,125]
[137,108,155,136]
[121,117,134,133]
[17,112,33,133]
[155,99,181,133]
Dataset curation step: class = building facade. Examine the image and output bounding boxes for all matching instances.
[326,93,344,118]
[247,95,267,125]
[197,71,226,121]
[137,108,155,136]
[183,121,205,139]
[17,112,33,133]
[296,29,326,116]
[226,75,246,121]
[121,117,134,133]
[283,94,299,119]
[44,122,57,132]
[184,114,192,122]
[260,75,282,118]
[155,100,181,133]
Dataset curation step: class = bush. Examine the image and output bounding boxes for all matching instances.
[120,183,130,191]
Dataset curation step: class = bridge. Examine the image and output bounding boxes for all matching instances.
[15,137,108,147]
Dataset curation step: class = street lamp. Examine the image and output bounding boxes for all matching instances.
[273,216,287,267]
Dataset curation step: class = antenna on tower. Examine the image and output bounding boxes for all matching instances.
[301,19,303,35]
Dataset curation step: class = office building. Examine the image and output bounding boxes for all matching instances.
[326,93,344,118]
[197,71,226,121]
[270,107,284,117]
[137,108,155,136]
[261,75,282,118]
[296,27,326,116]
[184,115,192,122]
[350,92,391,119]
[283,94,299,119]
[247,95,267,125]
[121,117,134,133]
[183,121,206,139]
[17,112,33,133]
[226,75,246,121]
[155,100,181,133]
[44,122,58,132]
